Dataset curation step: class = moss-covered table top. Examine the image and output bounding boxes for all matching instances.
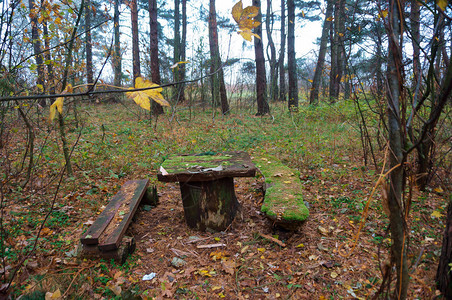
[157,151,257,182]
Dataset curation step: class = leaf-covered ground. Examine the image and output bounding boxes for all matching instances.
[2,101,448,299]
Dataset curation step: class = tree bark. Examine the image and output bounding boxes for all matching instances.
[329,0,345,103]
[375,21,384,99]
[386,0,409,298]
[113,0,122,87]
[179,0,187,102]
[179,178,239,231]
[287,0,297,111]
[149,0,164,115]
[279,0,286,102]
[437,199,452,298]
[410,0,420,98]
[173,0,182,103]
[253,0,269,115]
[130,0,140,85]
[85,0,94,90]
[28,0,45,106]
[415,15,450,190]
[309,0,333,105]
[42,20,55,95]
[208,0,229,115]
[266,0,278,102]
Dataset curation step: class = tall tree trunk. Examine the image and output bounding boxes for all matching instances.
[28,0,45,106]
[208,0,229,114]
[415,15,450,190]
[85,0,94,90]
[173,0,182,102]
[309,0,333,105]
[253,0,269,115]
[287,0,297,111]
[131,0,140,84]
[42,20,55,95]
[329,0,345,103]
[386,0,409,298]
[336,0,345,98]
[410,0,420,99]
[279,0,286,102]
[113,0,122,87]
[149,0,163,115]
[375,21,384,99]
[437,199,452,298]
[266,0,278,102]
[179,0,187,102]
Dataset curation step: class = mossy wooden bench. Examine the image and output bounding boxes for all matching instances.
[157,151,257,231]
[253,155,309,230]
[80,179,157,263]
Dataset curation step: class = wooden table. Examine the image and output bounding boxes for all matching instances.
[157,151,257,231]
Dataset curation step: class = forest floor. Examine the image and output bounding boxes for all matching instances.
[2,100,449,299]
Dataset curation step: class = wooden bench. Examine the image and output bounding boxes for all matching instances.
[157,151,257,231]
[79,179,157,262]
[253,155,309,230]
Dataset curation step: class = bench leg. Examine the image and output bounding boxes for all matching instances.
[179,177,238,231]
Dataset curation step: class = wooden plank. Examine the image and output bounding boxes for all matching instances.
[79,236,135,264]
[157,151,257,182]
[80,179,149,245]
[98,179,149,251]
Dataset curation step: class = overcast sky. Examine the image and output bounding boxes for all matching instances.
[102,0,323,85]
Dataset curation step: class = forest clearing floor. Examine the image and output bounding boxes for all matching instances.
[2,101,449,299]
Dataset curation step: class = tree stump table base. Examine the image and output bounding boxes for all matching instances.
[158,151,256,231]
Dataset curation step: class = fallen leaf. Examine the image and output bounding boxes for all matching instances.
[222,259,236,275]
[434,187,444,193]
[318,226,329,236]
[330,271,339,278]
[432,210,443,218]
[45,289,61,300]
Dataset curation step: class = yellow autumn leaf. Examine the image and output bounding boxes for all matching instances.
[434,187,444,193]
[45,288,61,299]
[378,9,388,19]
[437,0,448,11]
[326,16,333,21]
[49,84,72,121]
[170,61,190,69]
[126,77,170,110]
[55,17,62,25]
[308,79,313,83]
[431,210,443,218]
[239,28,260,42]
[232,1,261,42]
[232,1,243,23]
[198,269,212,277]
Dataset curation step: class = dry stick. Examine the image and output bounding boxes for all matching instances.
[258,233,286,247]
[62,264,94,298]
[338,146,403,258]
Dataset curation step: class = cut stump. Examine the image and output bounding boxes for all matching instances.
[180,177,238,231]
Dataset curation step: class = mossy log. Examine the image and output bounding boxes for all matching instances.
[253,155,309,230]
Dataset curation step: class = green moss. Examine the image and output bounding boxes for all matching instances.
[254,155,309,224]
[161,154,232,173]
